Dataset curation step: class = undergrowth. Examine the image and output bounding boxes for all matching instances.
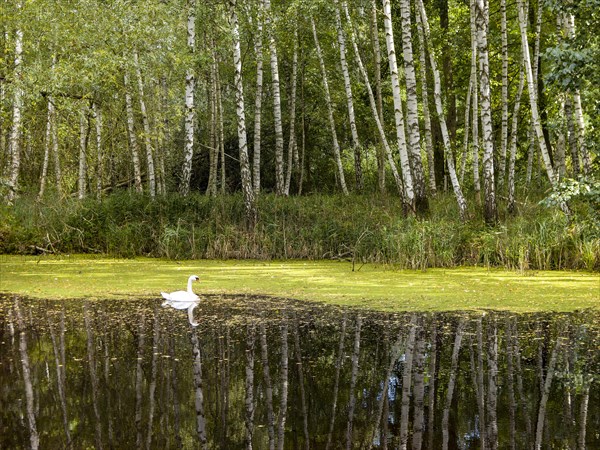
[1,191,598,271]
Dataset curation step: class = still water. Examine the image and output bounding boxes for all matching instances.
[0,294,598,449]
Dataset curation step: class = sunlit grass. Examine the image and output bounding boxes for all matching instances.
[1,255,598,312]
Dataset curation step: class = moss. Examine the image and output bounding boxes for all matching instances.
[1,255,598,312]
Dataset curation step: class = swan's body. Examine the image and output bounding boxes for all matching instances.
[161,275,201,326]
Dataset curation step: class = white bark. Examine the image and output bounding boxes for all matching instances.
[416,0,468,220]
[181,0,196,196]
[134,51,156,197]
[370,0,386,192]
[264,0,285,195]
[78,106,88,200]
[415,9,436,193]
[124,71,144,193]
[535,337,561,450]
[284,26,298,196]
[311,16,349,195]
[230,0,257,224]
[7,12,23,203]
[343,1,404,196]
[498,0,509,190]
[399,0,427,211]
[252,4,264,195]
[335,0,362,191]
[469,0,481,200]
[517,0,557,188]
[508,65,525,213]
[38,98,53,200]
[14,300,40,450]
[382,0,415,209]
[92,102,103,199]
[345,316,362,450]
[475,0,497,223]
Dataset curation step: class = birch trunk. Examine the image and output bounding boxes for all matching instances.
[412,328,426,450]
[535,336,561,450]
[346,316,362,450]
[498,0,509,191]
[578,379,590,450]
[48,313,71,448]
[264,0,285,195]
[14,299,39,450]
[134,51,156,197]
[6,8,23,203]
[460,73,472,184]
[469,0,481,201]
[78,106,89,200]
[276,319,289,450]
[52,97,61,194]
[245,324,256,450]
[382,0,415,209]
[508,66,525,214]
[135,314,146,449]
[343,1,404,196]
[284,26,298,196]
[335,0,362,192]
[442,319,465,450]
[124,71,144,193]
[252,4,264,195]
[400,0,428,212]
[564,96,579,177]
[517,0,558,188]
[259,322,275,450]
[92,102,103,199]
[311,16,348,195]
[326,313,347,450]
[216,62,226,194]
[84,305,103,449]
[190,328,208,448]
[399,315,417,450]
[292,320,310,450]
[230,0,257,225]
[475,0,497,224]
[486,321,498,450]
[181,0,196,196]
[416,0,468,220]
[207,47,219,197]
[370,0,386,192]
[38,98,53,200]
[415,9,436,193]
[146,310,160,450]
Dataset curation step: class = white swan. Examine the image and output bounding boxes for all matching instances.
[161,275,201,326]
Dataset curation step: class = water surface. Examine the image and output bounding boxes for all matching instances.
[1,294,598,449]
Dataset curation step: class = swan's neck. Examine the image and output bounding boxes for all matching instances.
[187,278,194,294]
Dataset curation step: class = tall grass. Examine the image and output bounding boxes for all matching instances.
[1,191,598,270]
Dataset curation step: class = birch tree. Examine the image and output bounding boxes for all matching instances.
[252,3,264,195]
[284,25,298,196]
[6,5,24,203]
[229,0,257,225]
[399,0,428,212]
[334,0,362,192]
[181,0,196,196]
[498,0,509,190]
[264,0,285,195]
[475,0,497,223]
[134,51,156,197]
[416,0,468,220]
[343,1,405,196]
[310,15,348,195]
[124,71,144,193]
[382,0,415,210]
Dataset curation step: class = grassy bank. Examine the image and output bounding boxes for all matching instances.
[1,192,599,270]
[1,255,598,311]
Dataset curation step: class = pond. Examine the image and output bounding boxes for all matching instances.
[1,294,598,449]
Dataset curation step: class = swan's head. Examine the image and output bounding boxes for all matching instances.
[189,275,200,282]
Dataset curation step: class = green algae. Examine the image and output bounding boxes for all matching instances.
[1,254,598,312]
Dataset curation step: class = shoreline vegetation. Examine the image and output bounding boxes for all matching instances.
[1,192,598,271]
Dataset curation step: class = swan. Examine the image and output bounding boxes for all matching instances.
[161,275,201,326]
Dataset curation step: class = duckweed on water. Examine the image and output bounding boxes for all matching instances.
[1,255,598,312]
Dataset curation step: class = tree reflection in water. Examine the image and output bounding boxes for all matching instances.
[0,294,598,449]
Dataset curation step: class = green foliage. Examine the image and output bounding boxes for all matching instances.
[2,192,598,271]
